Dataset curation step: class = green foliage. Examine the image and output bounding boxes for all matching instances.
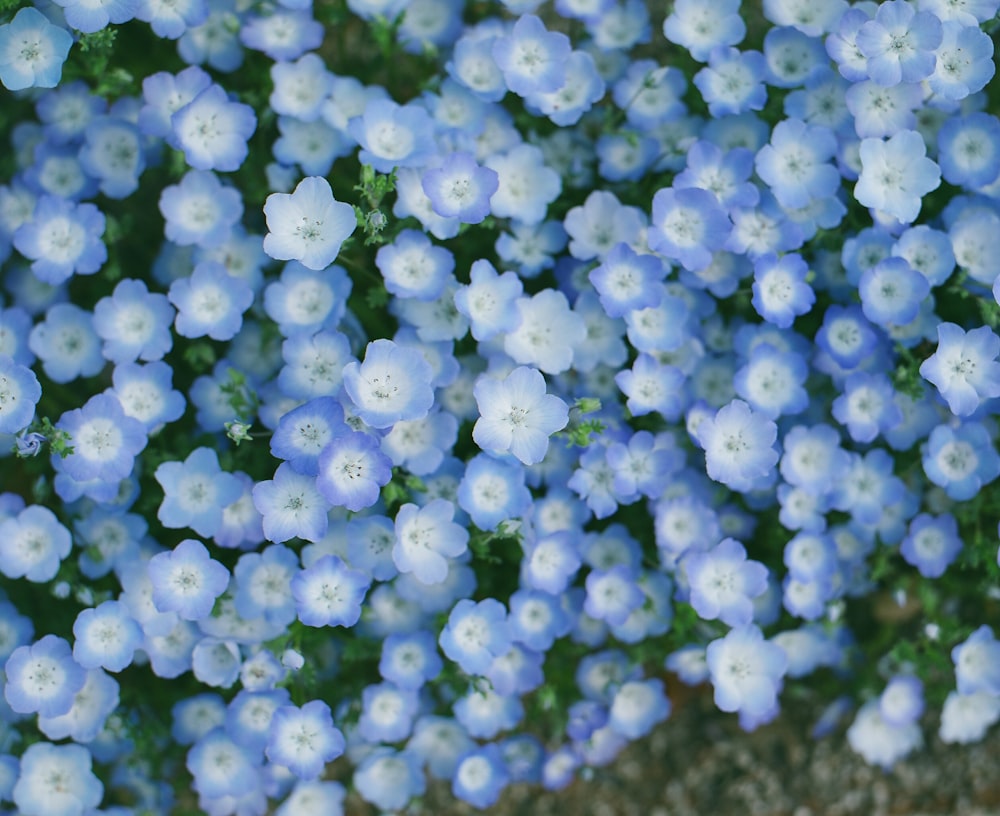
[218,368,258,420]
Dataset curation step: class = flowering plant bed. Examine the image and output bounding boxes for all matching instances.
[0,0,999,813]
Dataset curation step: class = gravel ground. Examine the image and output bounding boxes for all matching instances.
[340,688,1000,816]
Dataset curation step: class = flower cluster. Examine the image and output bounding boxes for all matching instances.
[0,0,999,813]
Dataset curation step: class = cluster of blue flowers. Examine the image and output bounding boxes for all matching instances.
[1,0,1000,812]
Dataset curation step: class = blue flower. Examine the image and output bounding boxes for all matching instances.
[0,354,40,434]
[14,195,107,286]
[649,186,732,272]
[266,700,345,780]
[148,539,230,621]
[0,504,72,583]
[856,0,942,86]
[686,537,769,626]
[292,554,370,627]
[4,634,86,717]
[315,430,392,512]
[706,624,787,719]
[343,339,435,429]
[0,8,73,91]
[12,743,103,816]
[263,176,356,271]
[172,83,256,172]
[440,598,512,676]
[393,499,469,585]
[491,14,571,97]
[919,322,1000,417]
[422,152,498,224]
[922,422,1000,501]
[473,366,568,465]
[697,399,779,493]
[252,462,331,544]
[855,130,941,224]
[155,446,243,538]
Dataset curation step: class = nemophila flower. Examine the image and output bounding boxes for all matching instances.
[501,287,582,370]
[495,218,564,275]
[111,360,186,432]
[263,176,356,272]
[524,48,605,127]
[920,323,1000,416]
[589,243,665,318]
[674,140,758,213]
[440,598,512,676]
[649,187,731,272]
[697,399,779,493]
[952,625,1000,696]
[939,691,1000,745]
[358,681,420,743]
[522,531,581,594]
[264,261,351,336]
[379,630,443,689]
[900,512,961,578]
[277,329,353,400]
[606,430,682,500]
[159,170,243,249]
[563,189,644,261]
[0,7,73,92]
[172,83,256,172]
[187,727,258,800]
[349,98,436,174]
[615,354,687,420]
[844,79,921,139]
[316,430,392,511]
[382,409,458,475]
[662,0,745,61]
[270,397,347,476]
[706,624,787,719]
[139,66,212,141]
[858,256,930,327]
[72,600,142,673]
[763,26,828,88]
[473,365,568,466]
[928,21,995,100]
[147,538,229,621]
[693,47,768,117]
[0,504,72,583]
[291,553,370,627]
[856,0,942,86]
[12,742,103,816]
[453,258,522,340]
[354,748,426,812]
[234,544,299,626]
[763,0,847,37]
[178,0,245,72]
[584,565,644,626]
[855,131,941,224]
[155,446,243,538]
[814,305,878,371]
[77,116,144,200]
[38,665,120,743]
[485,143,561,225]
[93,278,174,364]
[393,499,469,585]
[5,634,85,717]
[451,744,509,809]
[847,698,923,769]
[686,538,769,626]
[266,700,344,780]
[892,224,955,287]
[375,229,454,303]
[754,119,839,210]
[0,354,40,434]
[879,675,924,728]
[421,152,498,224]
[952,210,1000,285]
[831,372,902,444]
[252,462,330,544]
[343,338,435,429]
[491,13,570,97]
[937,112,1000,189]
[56,393,147,483]
[607,678,671,740]
[779,424,849,496]
[14,195,106,286]
[268,52,333,123]
[733,344,808,419]
[923,422,1000,501]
